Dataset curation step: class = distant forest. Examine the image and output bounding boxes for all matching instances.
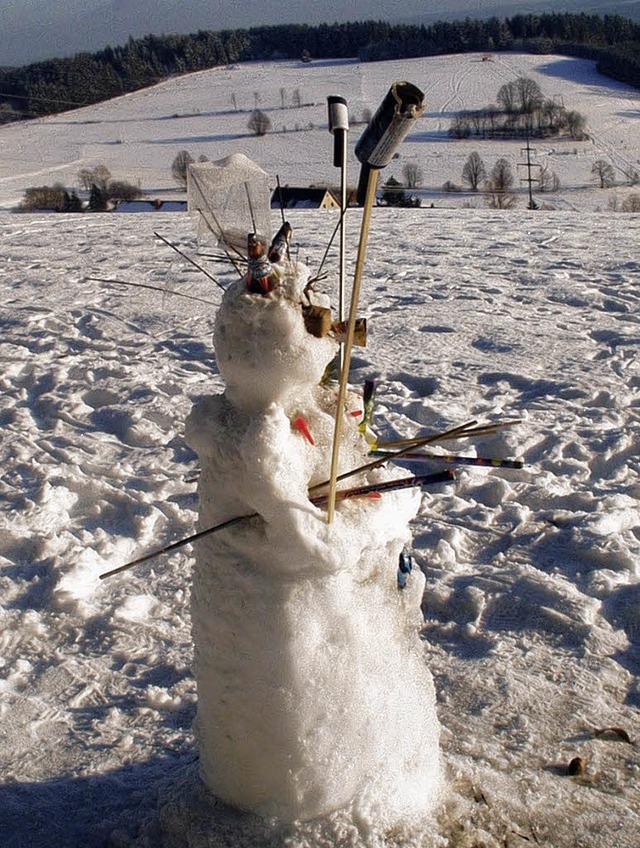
[0,13,638,122]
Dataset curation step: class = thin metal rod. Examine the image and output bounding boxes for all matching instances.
[326,168,379,523]
[88,276,221,306]
[98,470,453,581]
[337,131,348,379]
[275,175,286,225]
[98,513,252,580]
[315,205,347,280]
[154,231,226,292]
[244,181,257,233]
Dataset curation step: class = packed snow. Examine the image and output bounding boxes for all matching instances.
[188,252,440,825]
[0,51,639,848]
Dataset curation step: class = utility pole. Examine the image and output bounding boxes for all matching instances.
[518,138,541,210]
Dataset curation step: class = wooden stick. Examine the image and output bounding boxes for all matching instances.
[377,419,522,450]
[326,168,379,523]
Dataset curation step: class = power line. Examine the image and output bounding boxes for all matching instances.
[518,138,541,210]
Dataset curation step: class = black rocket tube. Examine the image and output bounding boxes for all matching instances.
[355,81,425,205]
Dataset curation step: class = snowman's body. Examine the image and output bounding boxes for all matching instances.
[186,262,441,823]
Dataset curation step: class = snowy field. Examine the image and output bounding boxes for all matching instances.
[0,51,639,848]
[0,51,638,211]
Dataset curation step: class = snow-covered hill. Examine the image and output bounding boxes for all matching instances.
[0,51,638,211]
[0,53,638,848]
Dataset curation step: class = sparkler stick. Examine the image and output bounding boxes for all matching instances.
[88,276,221,306]
[326,81,425,524]
[153,231,226,292]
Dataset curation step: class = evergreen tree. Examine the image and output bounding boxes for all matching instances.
[88,184,109,212]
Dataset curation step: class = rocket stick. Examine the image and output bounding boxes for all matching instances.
[377,418,522,450]
[326,81,425,523]
[98,513,252,580]
[371,450,524,470]
[327,95,349,377]
[326,169,378,523]
[312,419,478,497]
[98,471,452,580]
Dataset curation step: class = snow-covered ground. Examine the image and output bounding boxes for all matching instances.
[0,52,638,847]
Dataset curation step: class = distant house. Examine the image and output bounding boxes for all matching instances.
[271,187,340,210]
[114,199,188,212]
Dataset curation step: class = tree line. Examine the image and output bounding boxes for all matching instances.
[448,76,587,140]
[0,12,638,123]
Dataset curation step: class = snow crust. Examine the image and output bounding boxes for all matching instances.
[186,259,441,823]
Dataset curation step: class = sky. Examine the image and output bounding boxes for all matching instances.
[1,0,639,66]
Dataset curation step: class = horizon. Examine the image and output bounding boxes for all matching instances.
[1,0,639,67]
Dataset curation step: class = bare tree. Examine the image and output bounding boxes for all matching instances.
[280,87,286,109]
[538,163,560,193]
[292,88,302,109]
[462,151,487,191]
[248,109,272,137]
[448,113,471,139]
[565,110,587,140]
[92,165,111,190]
[171,150,194,189]
[78,165,111,191]
[591,159,615,188]
[486,157,517,208]
[77,169,94,190]
[515,77,544,114]
[497,80,518,114]
[402,162,424,189]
